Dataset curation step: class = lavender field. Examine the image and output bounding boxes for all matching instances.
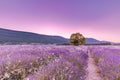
[0,45,120,80]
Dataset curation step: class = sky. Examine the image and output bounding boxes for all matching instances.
[0,0,120,42]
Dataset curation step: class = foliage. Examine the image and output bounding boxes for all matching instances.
[69,33,85,45]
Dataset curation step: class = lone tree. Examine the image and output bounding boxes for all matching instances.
[69,33,85,46]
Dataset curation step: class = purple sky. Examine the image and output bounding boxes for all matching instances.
[0,0,120,42]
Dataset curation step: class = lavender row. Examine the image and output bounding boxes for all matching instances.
[91,46,120,80]
[0,45,67,80]
[0,45,88,80]
[24,46,88,80]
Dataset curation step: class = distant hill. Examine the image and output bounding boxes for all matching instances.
[0,28,68,44]
[85,38,100,44]
[0,28,110,45]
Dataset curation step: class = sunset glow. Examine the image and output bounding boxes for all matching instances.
[0,0,120,42]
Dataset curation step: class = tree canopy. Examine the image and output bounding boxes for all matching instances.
[69,33,85,46]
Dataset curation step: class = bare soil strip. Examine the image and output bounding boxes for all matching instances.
[86,50,102,80]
